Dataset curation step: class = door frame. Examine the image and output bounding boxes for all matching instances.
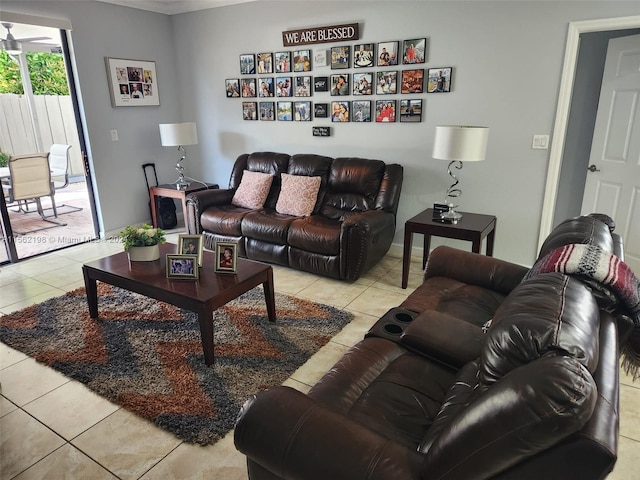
[539,15,640,250]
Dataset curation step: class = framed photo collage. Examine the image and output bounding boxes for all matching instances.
[226,38,452,124]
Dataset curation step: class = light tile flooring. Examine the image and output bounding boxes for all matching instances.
[1,236,639,479]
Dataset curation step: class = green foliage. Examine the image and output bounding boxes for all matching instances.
[0,51,69,95]
[119,224,166,251]
[0,151,8,167]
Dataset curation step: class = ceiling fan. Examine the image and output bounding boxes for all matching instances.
[2,22,55,54]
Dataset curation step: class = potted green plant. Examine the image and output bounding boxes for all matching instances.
[119,224,166,261]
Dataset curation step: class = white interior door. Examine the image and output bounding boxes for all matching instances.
[581,34,640,274]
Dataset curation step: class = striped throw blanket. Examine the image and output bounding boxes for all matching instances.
[525,244,640,379]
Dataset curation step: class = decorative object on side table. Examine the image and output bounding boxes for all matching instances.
[432,125,489,221]
[120,223,166,261]
[159,122,198,190]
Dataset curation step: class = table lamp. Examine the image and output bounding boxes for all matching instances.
[432,125,489,221]
[159,122,198,190]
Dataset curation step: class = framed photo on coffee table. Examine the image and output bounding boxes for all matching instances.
[167,255,199,279]
[178,234,204,266]
[215,242,238,273]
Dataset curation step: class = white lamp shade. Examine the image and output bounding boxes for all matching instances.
[432,125,489,162]
[159,122,198,146]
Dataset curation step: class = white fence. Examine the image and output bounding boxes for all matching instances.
[0,94,84,177]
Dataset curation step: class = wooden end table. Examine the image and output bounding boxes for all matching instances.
[402,208,496,288]
[149,182,218,229]
[82,243,276,365]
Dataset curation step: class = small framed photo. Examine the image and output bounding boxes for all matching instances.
[240,54,255,74]
[314,49,328,67]
[314,76,329,92]
[242,102,258,120]
[352,72,373,95]
[105,57,159,107]
[225,78,240,97]
[314,103,329,118]
[376,71,397,95]
[352,100,371,122]
[427,67,452,93]
[330,74,349,96]
[277,101,293,121]
[331,101,350,122]
[377,41,398,66]
[215,242,238,273]
[178,234,204,266]
[331,46,350,69]
[259,101,275,121]
[258,78,274,97]
[241,78,256,97]
[353,43,374,68]
[401,69,424,94]
[293,50,312,72]
[400,99,423,122]
[402,38,426,64]
[294,101,312,121]
[257,52,273,73]
[294,76,312,96]
[375,100,396,123]
[275,51,291,73]
[275,76,292,96]
[167,255,199,279]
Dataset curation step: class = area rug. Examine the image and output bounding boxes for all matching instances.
[0,284,353,445]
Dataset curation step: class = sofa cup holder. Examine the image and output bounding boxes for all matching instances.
[366,307,419,342]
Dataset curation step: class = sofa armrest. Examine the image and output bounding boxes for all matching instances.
[425,245,529,295]
[400,311,485,368]
[234,386,423,480]
[185,188,234,234]
[341,210,396,281]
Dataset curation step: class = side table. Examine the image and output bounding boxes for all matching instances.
[150,182,218,229]
[402,208,496,288]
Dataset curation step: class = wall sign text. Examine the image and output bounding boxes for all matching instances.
[282,23,359,47]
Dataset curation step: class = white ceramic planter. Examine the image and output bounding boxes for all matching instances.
[127,244,160,262]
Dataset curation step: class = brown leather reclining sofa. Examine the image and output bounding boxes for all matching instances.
[186,152,403,281]
[235,214,634,479]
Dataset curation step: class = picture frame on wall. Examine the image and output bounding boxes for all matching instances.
[375,100,396,123]
[376,71,397,95]
[314,103,329,118]
[166,255,199,279]
[401,69,424,94]
[376,41,398,66]
[330,74,349,96]
[241,78,257,97]
[257,52,273,73]
[105,57,159,107]
[277,101,293,121]
[427,67,453,93]
[351,100,371,122]
[177,234,204,266]
[402,38,426,64]
[353,43,374,68]
[242,102,258,120]
[293,50,312,72]
[258,78,274,97]
[352,72,373,95]
[240,54,256,74]
[331,101,350,122]
[314,77,329,92]
[275,77,292,96]
[314,49,328,67]
[294,101,312,121]
[400,99,423,122]
[225,78,240,97]
[294,76,312,96]
[331,46,350,69]
[275,51,291,73]
[214,242,238,274]
[260,101,275,121]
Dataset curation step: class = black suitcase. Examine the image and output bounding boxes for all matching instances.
[142,163,177,229]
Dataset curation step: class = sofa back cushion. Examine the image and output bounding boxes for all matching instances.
[537,214,614,260]
[288,154,333,213]
[230,152,291,209]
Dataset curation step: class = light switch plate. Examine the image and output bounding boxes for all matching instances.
[532,134,549,149]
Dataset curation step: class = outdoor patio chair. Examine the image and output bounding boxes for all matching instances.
[49,144,72,189]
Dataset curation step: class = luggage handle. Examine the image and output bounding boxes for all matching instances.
[142,163,160,190]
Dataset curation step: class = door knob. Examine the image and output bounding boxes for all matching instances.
[587,164,601,172]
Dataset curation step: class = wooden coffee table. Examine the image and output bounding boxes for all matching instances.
[82,243,276,365]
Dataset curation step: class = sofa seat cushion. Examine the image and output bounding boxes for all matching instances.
[200,205,251,236]
[287,216,341,255]
[242,209,296,244]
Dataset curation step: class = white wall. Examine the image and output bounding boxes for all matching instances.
[2,1,639,267]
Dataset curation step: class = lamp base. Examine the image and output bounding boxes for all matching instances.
[441,204,462,222]
[174,174,191,190]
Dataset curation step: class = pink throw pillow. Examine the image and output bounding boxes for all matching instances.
[231,170,274,209]
[276,173,322,217]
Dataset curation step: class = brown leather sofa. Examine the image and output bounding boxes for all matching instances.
[185,152,403,280]
[234,214,632,479]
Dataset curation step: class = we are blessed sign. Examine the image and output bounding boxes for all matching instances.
[282,23,359,47]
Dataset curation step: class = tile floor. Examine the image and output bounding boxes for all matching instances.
[1,236,639,479]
